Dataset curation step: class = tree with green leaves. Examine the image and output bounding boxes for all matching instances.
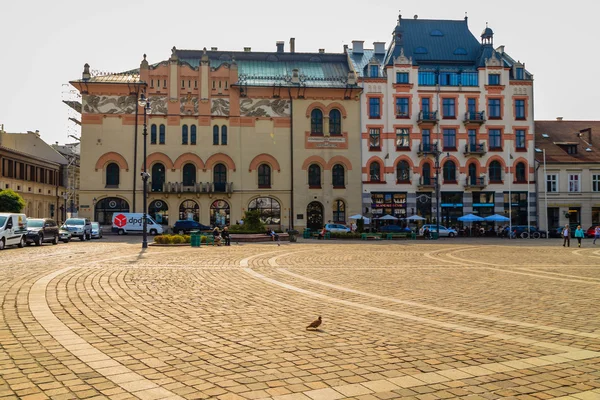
[0,189,26,213]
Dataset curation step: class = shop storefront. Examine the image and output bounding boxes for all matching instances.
[472,192,495,219]
[371,192,407,222]
[441,192,463,228]
[415,192,432,223]
[504,191,528,225]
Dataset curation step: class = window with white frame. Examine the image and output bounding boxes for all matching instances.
[568,174,580,192]
[593,174,600,192]
[546,174,558,193]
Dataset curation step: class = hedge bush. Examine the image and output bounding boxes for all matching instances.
[154,234,192,244]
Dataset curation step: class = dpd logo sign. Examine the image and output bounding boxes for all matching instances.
[114,214,127,228]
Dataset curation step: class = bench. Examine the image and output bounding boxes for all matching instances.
[361,232,383,240]
[385,233,409,240]
[311,231,331,239]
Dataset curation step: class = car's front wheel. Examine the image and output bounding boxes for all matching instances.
[149,229,157,235]
[35,234,43,246]
[0,238,5,251]
[52,235,59,245]
[18,236,25,248]
[80,234,85,241]
[448,232,455,238]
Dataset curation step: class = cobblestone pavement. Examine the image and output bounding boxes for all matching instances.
[1,238,600,399]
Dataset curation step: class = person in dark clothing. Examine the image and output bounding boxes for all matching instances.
[222,226,230,246]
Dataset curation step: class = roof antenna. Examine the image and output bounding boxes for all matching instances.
[464,11,468,21]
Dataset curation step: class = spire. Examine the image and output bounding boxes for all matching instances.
[140,53,149,69]
[82,63,90,81]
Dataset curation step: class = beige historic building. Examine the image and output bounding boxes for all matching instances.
[535,120,600,231]
[70,41,362,230]
[0,128,67,219]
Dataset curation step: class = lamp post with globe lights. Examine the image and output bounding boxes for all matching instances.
[138,93,151,248]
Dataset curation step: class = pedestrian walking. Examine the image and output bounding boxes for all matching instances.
[562,224,570,247]
[222,226,230,246]
[594,226,600,245]
[575,225,584,248]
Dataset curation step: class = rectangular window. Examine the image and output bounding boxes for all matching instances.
[442,98,455,118]
[488,74,500,85]
[163,79,167,88]
[396,128,410,149]
[546,174,558,193]
[439,72,460,86]
[515,67,524,80]
[467,98,476,114]
[516,129,526,149]
[421,98,430,113]
[443,129,456,149]
[461,72,478,86]
[568,174,580,192]
[395,97,409,117]
[488,99,501,119]
[489,129,502,149]
[369,98,381,118]
[396,72,409,84]
[369,65,378,78]
[515,99,525,120]
[418,71,436,86]
[150,79,154,88]
[369,128,381,149]
[181,80,185,88]
[593,174,600,192]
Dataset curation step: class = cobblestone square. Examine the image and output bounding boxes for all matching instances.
[1,239,600,399]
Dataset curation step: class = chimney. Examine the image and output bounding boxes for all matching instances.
[82,63,91,81]
[244,47,251,52]
[211,47,218,51]
[290,38,295,53]
[276,41,284,53]
[318,49,325,54]
[352,40,364,54]
[373,42,386,54]
[496,45,505,54]
[343,44,348,54]
[556,117,563,121]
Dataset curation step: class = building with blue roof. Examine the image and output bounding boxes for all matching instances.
[349,14,536,229]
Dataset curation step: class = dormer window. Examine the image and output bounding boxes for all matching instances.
[369,65,379,78]
[488,74,500,85]
[566,145,578,154]
[515,67,524,80]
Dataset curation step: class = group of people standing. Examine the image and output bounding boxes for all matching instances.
[561,225,600,247]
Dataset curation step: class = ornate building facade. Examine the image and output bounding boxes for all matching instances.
[349,15,536,227]
[70,42,362,230]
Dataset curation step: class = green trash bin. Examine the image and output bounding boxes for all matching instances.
[190,230,201,247]
[431,232,439,240]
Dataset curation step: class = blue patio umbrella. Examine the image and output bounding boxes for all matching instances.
[484,214,510,222]
[458,213,485,222]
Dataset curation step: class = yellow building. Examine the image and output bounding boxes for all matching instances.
[0,128,67,220]
[70,42,362,230]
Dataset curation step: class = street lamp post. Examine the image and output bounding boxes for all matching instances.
[138,94,151,249]
[434,145,441,238]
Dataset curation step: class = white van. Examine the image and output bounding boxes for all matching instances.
[0,213,27,250]
[112,213,163,235]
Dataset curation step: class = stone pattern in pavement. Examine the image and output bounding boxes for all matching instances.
[0,239,599,399]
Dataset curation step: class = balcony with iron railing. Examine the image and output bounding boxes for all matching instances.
[463,111,486,125]
[417,110,438,125]
[463,143,487,156]
[417,142,439,156]
[464,176,486,189]
[149,181,234,195]
[417,176,436,190]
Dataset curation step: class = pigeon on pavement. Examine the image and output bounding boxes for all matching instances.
[306,316,322,330]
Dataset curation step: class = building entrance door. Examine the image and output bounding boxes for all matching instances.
[306,202,324,231]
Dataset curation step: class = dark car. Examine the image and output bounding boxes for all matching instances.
[379,225,412,233]
[26,218,60,245]
[173,220,211,234]
[503,225,547,239]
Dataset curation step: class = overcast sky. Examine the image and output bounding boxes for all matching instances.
[1,0,598,145]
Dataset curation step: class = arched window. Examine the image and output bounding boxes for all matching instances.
[150,124,157,144]
[489,161,502,182]
[443,160,456,182]
[221,125,228,145]
[149,200,169,225]
[190,125,197,145]
[332,164,345,188]
[248,197,281,224]
[213,163,227,192]
[151,163,165,192]
[210,199,230,227]
[179,200,199,222]
[258,164,271,188]
[516,162,526,182]
[213,125,219,145]
[159,124,166,144]
[308,164,321,187]
[369,162,380,182]
[310,109,323,135]
[329,109,341,135]
[106,163,120,187]
[182,125,188,145]
[182,163,196,186]
[422,163,432,185]
[333,199,345,223]
[396,161,410,183]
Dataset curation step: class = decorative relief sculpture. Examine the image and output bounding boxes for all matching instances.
[211,98,230,116]
[180,95,199,114]
[82,95,137,114]
[149,96,168,114]
[239,99,290,117]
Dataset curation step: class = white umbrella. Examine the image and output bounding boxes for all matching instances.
[405,215,426,221]
[349,214,365,219]
[377,214,399,220]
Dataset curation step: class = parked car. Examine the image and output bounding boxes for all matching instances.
[586,226,599,238]
[112,213,163,235]
[419,224,458,237]
[503,225,547,239]
[0,213,27,250]
[378,225,411,233]
[25,218,60,245]
[59,228,72,243]
[324,223,351,233]
[172,220,211,234]
[91,222,103,239]
[62,218,92,241]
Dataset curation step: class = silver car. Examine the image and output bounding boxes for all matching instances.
[91,222,103,239]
